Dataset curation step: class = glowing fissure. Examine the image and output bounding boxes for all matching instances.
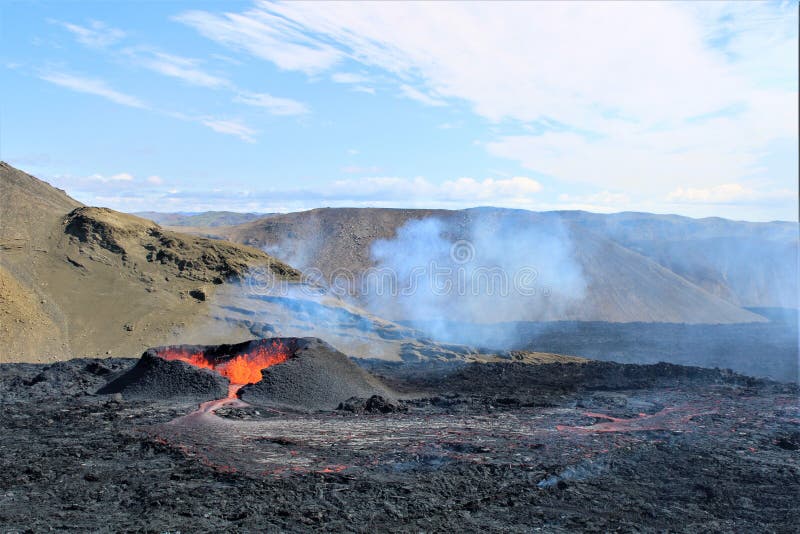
[158,340,290,397]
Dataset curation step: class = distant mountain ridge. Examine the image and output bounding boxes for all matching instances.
[189,207,797,324]
[134,211,267,227]
[556,211,798,308]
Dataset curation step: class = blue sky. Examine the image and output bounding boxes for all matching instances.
[2,1,797,221]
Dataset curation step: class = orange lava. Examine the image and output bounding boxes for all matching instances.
[158,340,290,397]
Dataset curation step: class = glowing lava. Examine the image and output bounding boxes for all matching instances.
[158,340,290,397]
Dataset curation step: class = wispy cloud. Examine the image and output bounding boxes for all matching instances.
[352,85,375,95]
[341,165,382,174]
[126,48,230,88]
[399,84,445,107]
[559,191,630,206]
[177,1,797,208]
[200,118,257,143]
[323,175,543,204]
[331,71,375,94]
[233,91,309,115]
[46,171,161,194]
[667,184,796,205]
[38,70,257,143]
[47,19,311,142]
[97,172,133,182]
[39,71,146,108]
[52,19,125,48]
[331,72,369,84]
[174,8,341,73]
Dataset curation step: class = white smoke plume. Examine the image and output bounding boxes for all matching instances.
[363,214,586,343]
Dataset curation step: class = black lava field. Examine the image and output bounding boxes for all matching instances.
[1,348,798,532]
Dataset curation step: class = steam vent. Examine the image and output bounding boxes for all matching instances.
[98,337,392,410]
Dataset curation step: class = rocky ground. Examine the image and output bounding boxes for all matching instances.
[0,358,798,532]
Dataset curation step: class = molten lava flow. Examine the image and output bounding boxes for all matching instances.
[158,340,290,397]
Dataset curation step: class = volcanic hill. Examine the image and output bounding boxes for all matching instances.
[188,207,792,324]
[0,162,304,362]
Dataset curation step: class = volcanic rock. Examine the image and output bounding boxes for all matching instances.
[238,338,394,411]
[337,395,408,414]
[97,350,228,401]
[775,431,800,451]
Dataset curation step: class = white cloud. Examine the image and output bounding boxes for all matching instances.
[85,172,134,183]
[178,1,797,213]
[38,72,260,143]
[200,118,257,142]
[667,184,795,204]
[55,19,125,48]
[399,84,445,107]
[128,49,230,88]
[175,8,342,73]
[233,91,310,115]
[39,71,146,109]
[440,176,542,201]
[123,47,311,116]
[341,165,382,174]
[211,53,243,66]
[326,175,542,204]
[331,72,369,84]
[558,191,630,205]
[331,72,375,94]
[485,88,798,194]
[146,175,164,185]
[46,20,309,141]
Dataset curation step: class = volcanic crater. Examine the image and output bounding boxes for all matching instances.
[98,337,394,410]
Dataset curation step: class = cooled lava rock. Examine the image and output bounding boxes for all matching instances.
[238,338,393,411]
[97,350,228,401]
[337,395,408,414]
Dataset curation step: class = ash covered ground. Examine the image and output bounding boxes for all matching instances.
[1,357,799,532]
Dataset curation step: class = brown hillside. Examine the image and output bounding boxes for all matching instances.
[209,207,765,324]
[0,162,299,362]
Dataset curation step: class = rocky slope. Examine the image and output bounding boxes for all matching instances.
[0,162,303,362]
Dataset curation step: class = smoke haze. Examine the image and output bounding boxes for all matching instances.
[364,215,587,342]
